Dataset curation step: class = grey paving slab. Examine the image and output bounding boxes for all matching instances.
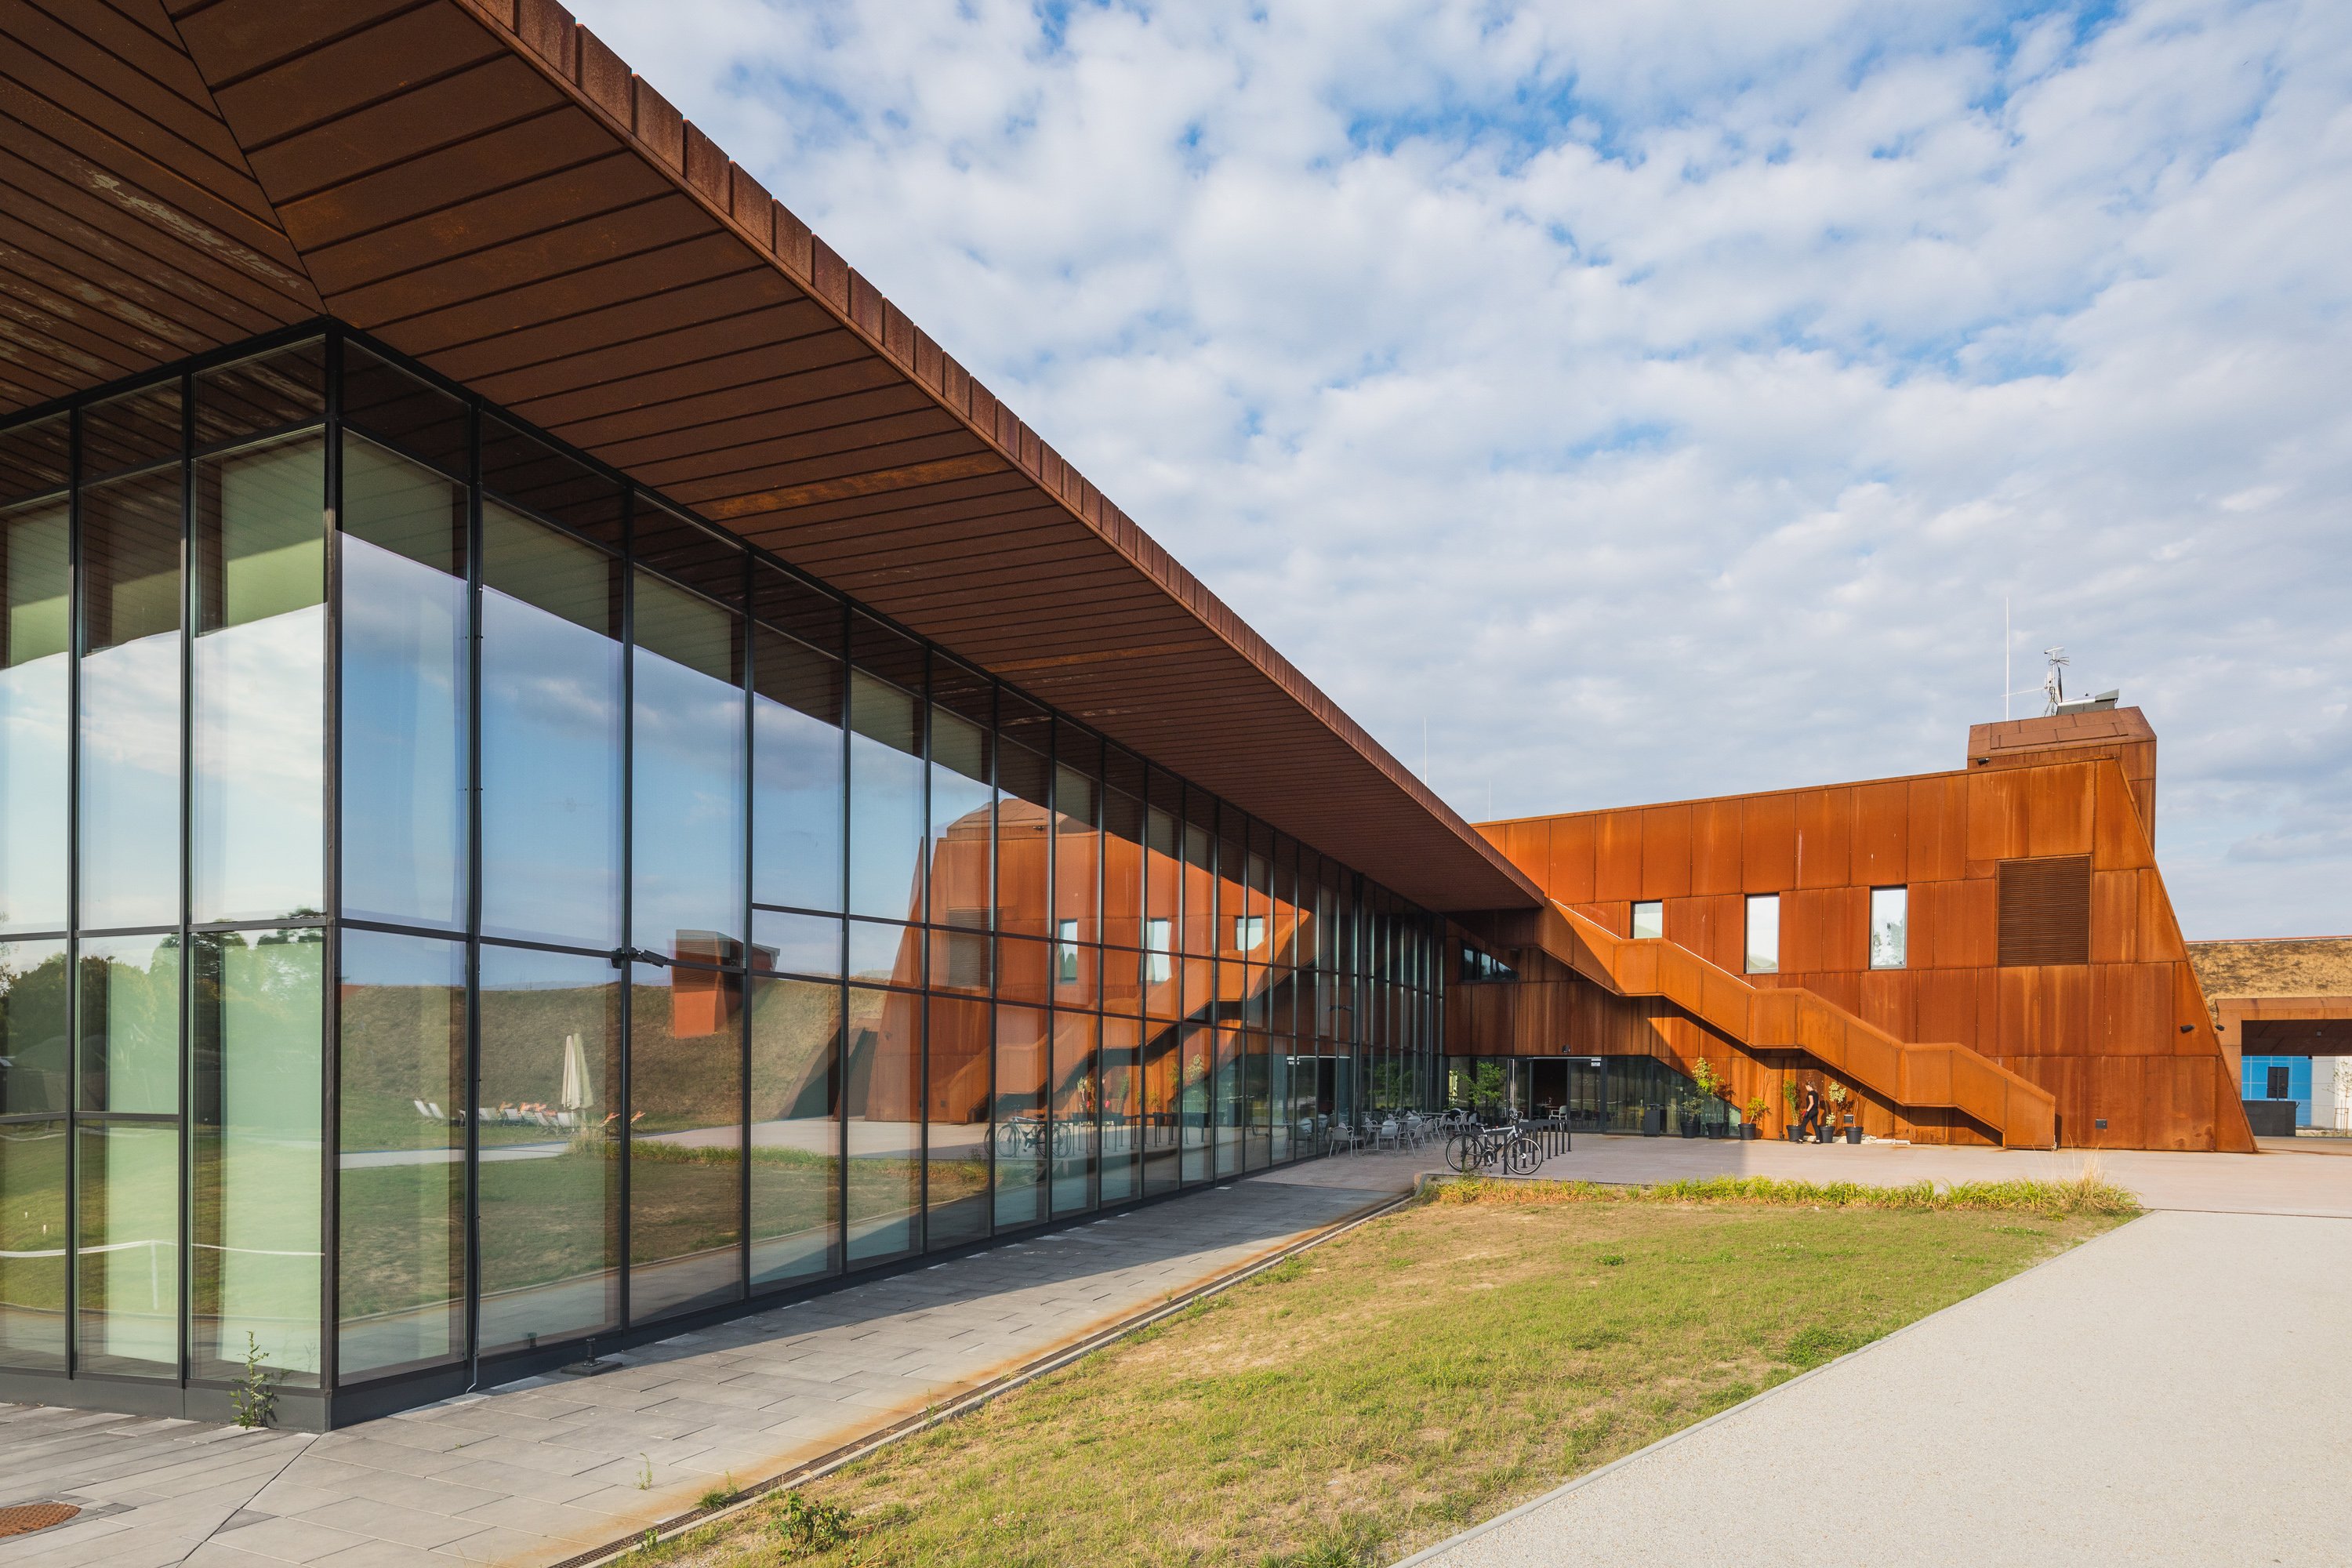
[1411,1209,2352,1568]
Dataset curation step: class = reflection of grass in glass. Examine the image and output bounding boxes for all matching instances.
[0,1125,67,1315]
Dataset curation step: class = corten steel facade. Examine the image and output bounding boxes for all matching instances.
[0,1,1536,1428]
[1454,709,2252,1154]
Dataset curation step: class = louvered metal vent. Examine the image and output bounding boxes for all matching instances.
[1997,855,2091,966]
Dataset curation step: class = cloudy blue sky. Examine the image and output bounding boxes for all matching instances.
[569,0,2352,939]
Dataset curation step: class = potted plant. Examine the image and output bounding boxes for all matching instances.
[1780,1078,1800,1141]
[1824,1080,1850,1144]
[1679,1090,1704,1137]
[1742,1094,1768,1141]
[1690,1060,1727,1138]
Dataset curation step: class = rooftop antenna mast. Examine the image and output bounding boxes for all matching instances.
[2040,647,2069,716]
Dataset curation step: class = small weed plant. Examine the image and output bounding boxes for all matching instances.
[230,1332,277,1429]
[768,1490,855,1554]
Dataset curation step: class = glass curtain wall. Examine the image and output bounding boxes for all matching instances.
[0,325,1446,1419]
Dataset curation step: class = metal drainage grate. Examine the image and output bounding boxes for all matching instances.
[0,1503,80,1537]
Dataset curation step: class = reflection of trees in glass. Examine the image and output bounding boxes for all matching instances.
[0,945,70,1115]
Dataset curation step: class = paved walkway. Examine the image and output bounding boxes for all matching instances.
[0,1154,1427,1568]
[1526,1131,2352,1216]
[1407,1207,2352,1567]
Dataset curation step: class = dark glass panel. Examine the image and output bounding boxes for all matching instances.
[1098,1014,1138,1204]
[480,415,620,548]
[1270,1037,1294,1162]
[76,1121,180,1377]
[336,930,465,1382]
[343,346,470,477]
[1212,1026,1243,1178]
[1180,1022,1212,1183]
[480,504,623,949]
[191,929,325,1386]
[78,469,183,930]
[193,431,326,924]
[0,1119,66,1370]
[1243,1032,1271,1171]
[1050,1011,1094,1216]
[996,935,1051,1007]
[1053,760,1099,946]
[1142,801,1178,1018]
[750,976,840,1290]
[848,671,924,923]
[77,933,180,1114]
[477,945,620,1356]
[82,380,181,477]
[339,435,468,930]
[633,570,746,960]
[1,498,68,935]
[0,939,68,1115]
[0,412,68,503]
[996,739,1049,941]
[924,994,989,1248]
[633,499,742,607]
[752,909,843,979]
[848,919,923,989]
[929,655,991,728]
[194,339,325,447]
[848,612,923,692]
[753,626,844,914]
[992,1004,1046,1229]
[752,560,840,652]
[1141,1019,1180,1196]
[844,983,919,1264]
[929,702,993,943]
[1102,787,1143,950]
[1100,945,1141,1018]
[998,688,1050,760]
[1053,938,1098,1009]
[1181,815,1214,958]
[630,963,744,1321]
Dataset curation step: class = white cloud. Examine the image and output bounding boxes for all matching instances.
[572,0,2352,938]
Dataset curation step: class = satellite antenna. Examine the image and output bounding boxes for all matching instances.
[2040,647,2069,715]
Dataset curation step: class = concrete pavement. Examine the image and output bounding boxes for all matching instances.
[1408,1164,2352,1566]
[0,1155,1425,1568]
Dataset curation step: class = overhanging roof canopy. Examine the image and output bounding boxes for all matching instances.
[0,0,1541,913]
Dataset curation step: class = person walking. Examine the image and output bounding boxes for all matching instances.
[1796,1080,1824,1142]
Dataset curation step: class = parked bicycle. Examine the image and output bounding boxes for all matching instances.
[1444,1123,1541,1176]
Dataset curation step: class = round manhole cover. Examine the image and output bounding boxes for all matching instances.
[0,1503,80,1537]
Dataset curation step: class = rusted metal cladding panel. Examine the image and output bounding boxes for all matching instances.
[1793,787,1853,888]
[1740,793,1798,891]
[1853,780,1910,886]
[1548,815,1597,904]
[1594,812,1642,902]
[2092,965,2170,1057]
[1642,804,1693,898]
[1691,800,1742,895]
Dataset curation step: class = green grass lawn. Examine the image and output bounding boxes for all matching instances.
[641,1178,2134,1568]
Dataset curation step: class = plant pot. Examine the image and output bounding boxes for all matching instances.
[1815,1127,1834,1144]
[1845,1126,1864,1144]
[1784,1126,1799,1142]
[1741,1125,1762,1141]
[1679,1121,1701,1138]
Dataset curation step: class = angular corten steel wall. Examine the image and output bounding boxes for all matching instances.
[0,0,1540,916]
[1467,710,2252,1152]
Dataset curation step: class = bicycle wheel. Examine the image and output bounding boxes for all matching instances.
[1445,1132,1479,1174]
[1508,1136,1541,1175]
